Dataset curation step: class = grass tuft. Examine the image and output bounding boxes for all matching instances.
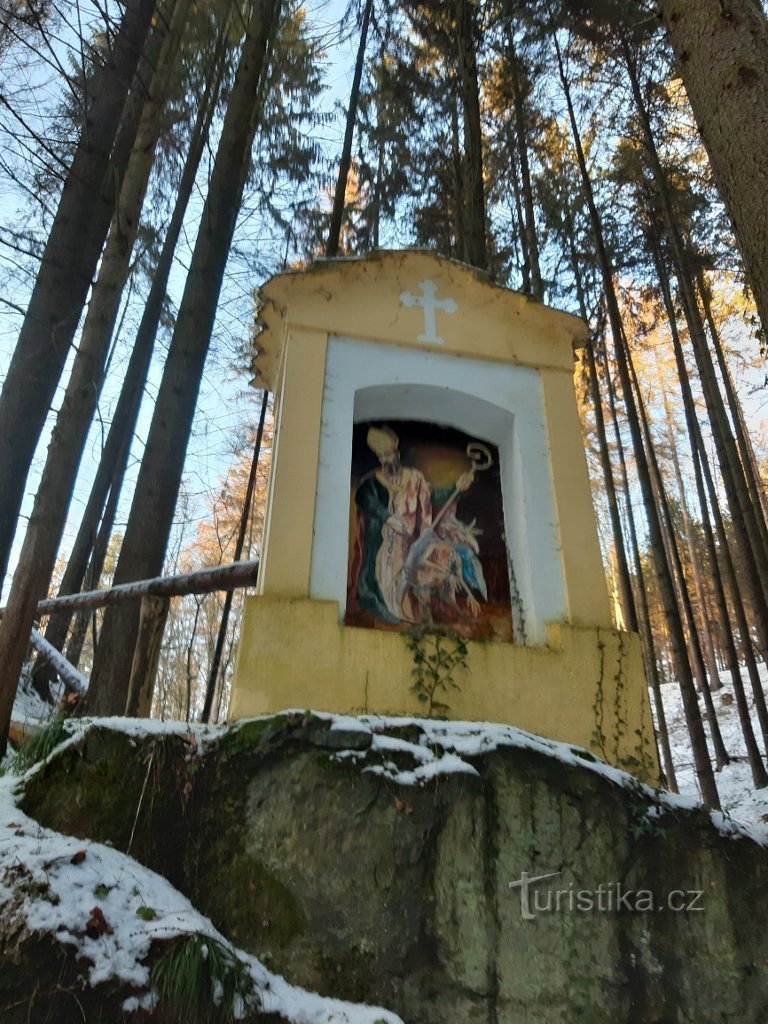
[9,715,69,774]
[151,935,256,1024]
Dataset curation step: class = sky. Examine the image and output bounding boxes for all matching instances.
[1,0,767,605]
[0,0,357,601]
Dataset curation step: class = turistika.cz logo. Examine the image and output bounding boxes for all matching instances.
[508,871,705,921]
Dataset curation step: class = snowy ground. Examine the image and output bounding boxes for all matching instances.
[0,707,404,1021]
[657,662,768,829]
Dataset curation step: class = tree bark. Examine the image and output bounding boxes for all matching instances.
[598,338,678,791]
[698,269,768,545]
[659,380,722,692]
[125,595,170,716]
[13,0,186,706]
[507,26,542,299]
[449,91,466,261]
[657,0,768,339]
[566,220,637,633]
[85,0,281,719]
[555,32,719,806]
[655,249,768,785]
[621,34,768,659]
[456,0,487,270]
[625,331,730,768]
[0,0,161,587]
[32,26,228,693]
[326,0,373,257]
[201,390,268,723]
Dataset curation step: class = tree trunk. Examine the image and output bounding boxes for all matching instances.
[449,91,466,261]
[657,0,768,339]
[507,127,531,293]
[31,26,228,694]
[9,0,187,708]
[566,221,637,633]
[555,33,719,806]
[621,36,768,661]
[659,381,722,692]
[456,0,487,270]
[625,332,730,768]
[125,595,171,716]
[655,249,768,785]
[326,0,373,257]
[201,390,268,723]
[0,0,161,587]
[698,269,768,542]
[598,338,678,791]
[85,0,282,719]
[507,26,542,299]
[653,237,768,763]
[691,414,768,765]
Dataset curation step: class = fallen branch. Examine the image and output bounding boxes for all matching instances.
[29,630,88,695]
[0,560,260,619]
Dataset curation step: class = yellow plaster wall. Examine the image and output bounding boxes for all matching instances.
[230,595,658,780]
[257,326,328,597]
[541,367,613,628]
[252,251,588,391]
[232,251,656,780]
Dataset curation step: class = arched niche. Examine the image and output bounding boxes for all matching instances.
[309,335,567,643]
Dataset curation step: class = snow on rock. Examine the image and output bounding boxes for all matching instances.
[5,657,768,1018]
[12,652,768,836]
[311,709,768,844]
[0,763,403,1023]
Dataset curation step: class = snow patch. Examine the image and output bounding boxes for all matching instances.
[0,766,403,1022]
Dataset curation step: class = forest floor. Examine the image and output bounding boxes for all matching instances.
[657,663,768,829]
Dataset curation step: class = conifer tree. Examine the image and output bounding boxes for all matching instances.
[84,0,282,719]
[0,0,161,587]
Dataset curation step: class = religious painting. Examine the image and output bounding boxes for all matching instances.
[345,419,513,641]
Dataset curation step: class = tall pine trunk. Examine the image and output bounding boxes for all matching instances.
[31,27,229,696]
[566,219,637,633]
[624,331,730,768]
[656,0,768,338]
[621,38,768,662]
[555,33,719,806]
[660,383,722,692]
[325,0,373,257]
[456,0,487,270]
[698,269,768,542]
[598,338,678,791]
[0,0,190,742]
[85,0,282,719]
[507,26,542,299]
[654,249,768,785]
[0,0,161,587]
[200,390,269,723]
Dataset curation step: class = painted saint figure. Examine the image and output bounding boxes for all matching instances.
[351,424,481,625]
[353,425,432,622]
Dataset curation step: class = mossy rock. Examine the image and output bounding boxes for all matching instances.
[19,728,196,886]
[12,717,768,1023]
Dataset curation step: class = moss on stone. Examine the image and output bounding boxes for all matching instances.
[11,717,768,1023]
[196,851,304,950]
[310,942,377,1004]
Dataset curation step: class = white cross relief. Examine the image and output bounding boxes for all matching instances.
[400,279,457,345]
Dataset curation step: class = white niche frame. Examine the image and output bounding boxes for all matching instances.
[308,335,567,644]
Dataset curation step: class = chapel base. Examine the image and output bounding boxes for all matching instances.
[229,595,659,781]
